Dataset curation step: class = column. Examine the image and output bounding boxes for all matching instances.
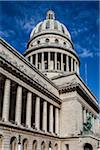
[30,55,33,64]
[83,108,87,123]
[55,52,57,70]
[42,101,47,132]
[66,55,69,72]
[61,53,63,71]
[74,61,76,72]
[42,52,44,70]
[26,92,32,128]
[49,104,53,133]
[55,108,59,135]
[15,86,22,125]
[2,78,11,121]
[71,58,73,72]
[48,52,50,70]
[35,54,38,68]
[35,96,40,130]
[77,63,79,75]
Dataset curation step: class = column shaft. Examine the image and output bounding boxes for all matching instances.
[55,108,59,135]
[55,52,57,70]
[2,78,11,121]
[42,101,47,132]
[35,96,40,130]
[26,92,32,128]
[15,86,22,125]
[49,104,53,133]
[83,108,87,123]
[35,54,38,68]
[30,55,33,64]
[74,61,76,72]
[77,64,79,75]
[66,55,69,72]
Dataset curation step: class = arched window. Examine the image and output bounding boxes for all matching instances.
[62,25,65,34]
[49,141,52,150]
[46,20,50,29]
[41,141,46,150]
[54,143,58,150]
[84,143,93,150]
[33,140,37,150]
[10,137,17,150]
[22,139,28,150]
[55,39,59,44]
[54,21,58,30]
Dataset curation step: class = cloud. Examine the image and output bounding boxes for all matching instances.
[0,30,15,38]
[76,44,94,58]
[79,49,93,58]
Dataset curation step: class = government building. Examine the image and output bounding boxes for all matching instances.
[0,10,100,150]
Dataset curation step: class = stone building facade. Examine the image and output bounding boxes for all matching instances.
[0,10,100,150]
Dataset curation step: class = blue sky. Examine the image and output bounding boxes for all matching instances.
[0,1,99,101]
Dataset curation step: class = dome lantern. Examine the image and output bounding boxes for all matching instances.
[46,10,55,20]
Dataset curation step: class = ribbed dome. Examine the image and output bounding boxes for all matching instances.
[30,10,71,39]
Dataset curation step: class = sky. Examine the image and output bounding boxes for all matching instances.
[0,1,99,101]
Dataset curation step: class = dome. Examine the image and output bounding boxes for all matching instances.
[30,10,71,40]
[24,10,80,78]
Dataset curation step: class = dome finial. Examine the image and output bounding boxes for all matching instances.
[46,10,55,20]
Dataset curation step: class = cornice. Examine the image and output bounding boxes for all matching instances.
[59,83,99,113]
[0,38,58,90]
[0,57,61,105]
[24,44,80,64]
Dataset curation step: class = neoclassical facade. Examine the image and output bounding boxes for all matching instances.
[0,10,100,150]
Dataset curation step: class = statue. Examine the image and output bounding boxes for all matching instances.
[83,114,92,133]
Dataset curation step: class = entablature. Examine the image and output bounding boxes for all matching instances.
[0,38,61,105]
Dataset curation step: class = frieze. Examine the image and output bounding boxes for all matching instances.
[0,46,53,93]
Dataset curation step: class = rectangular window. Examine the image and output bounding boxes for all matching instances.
[66,144,69,150]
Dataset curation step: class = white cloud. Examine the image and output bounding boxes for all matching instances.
[0,30,15,38]
[76,44,94,58]
[79,49,93,58]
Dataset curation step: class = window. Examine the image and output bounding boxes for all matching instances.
[54,21,58,30]
[68,56,71,72]
[22,139,28,150]
[63,42,66,46]
[45,38,49,43]
[84,143,93,150]
[54,144,58,150]
[33,140,37,150]
[46,20,50,29]
[28,56,30,61]
[41,141,46,150]
[37,40,40,44]
[10,137,17,150]
[62,26,65,34]
[49,142,52,150]
[55,39,59,44]
[66,144,69,150]
[38,23,42,32]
